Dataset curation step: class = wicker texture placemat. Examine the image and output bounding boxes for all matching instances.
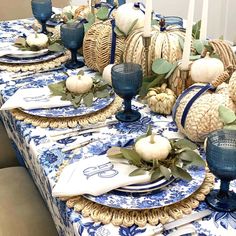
[10,97,122,128]
[64,171,214,227]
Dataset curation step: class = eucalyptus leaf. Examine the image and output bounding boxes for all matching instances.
[160,165,171,180]
[174,139,198,150]
[147,74,165,90]
[204,45,214,54]
[73,95,82,104]
[210,53,220,59]
[126,19,138,35]
[129,168,147,177]
[139,82,149,98]
[171,165,192,181]
[165,62,178,79]
[151,167,163,181]
[83,92,93,107]
[224,124,236,130]
[114,26,126,37]
[77,70,84,76]
[48,81,66,96]
[193,39,208,54]
[96,6,109,20]
[48,43,64,52]
[95,89,109,98]
[107,147,123,158]
[63,12,73,21]
[219,105,236,124]
[152,59,173,75]
[84,13,95,32]
[189,55,201,61]
[192,20,201,39]
[178,150,205,167]
[120,148,141,166]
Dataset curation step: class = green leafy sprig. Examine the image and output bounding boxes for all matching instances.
[107,126,205,181]
[48,71,112,108]
[218,105,236,130]
[14,35,64,53]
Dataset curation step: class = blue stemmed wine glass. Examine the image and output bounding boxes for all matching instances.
[111,63,143,122]
[31,0,52,34]
[60,22,84,69]
[205,129,236,212]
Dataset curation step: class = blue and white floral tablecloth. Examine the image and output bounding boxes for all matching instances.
[0,19,236,236]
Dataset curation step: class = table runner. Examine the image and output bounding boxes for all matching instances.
[0,19,236,236]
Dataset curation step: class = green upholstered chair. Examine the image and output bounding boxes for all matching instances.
[0,166,58,236]
[0,122,19,168]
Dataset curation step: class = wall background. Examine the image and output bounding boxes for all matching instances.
[0,0,235,42]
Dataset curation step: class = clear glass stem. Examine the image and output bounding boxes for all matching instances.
[124,99,132,113]
[218,180,230,199]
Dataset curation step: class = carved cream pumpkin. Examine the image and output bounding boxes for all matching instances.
[66,75,93,94]
[83,20,125,72]
[115,3,145,36]
[123,27,186,75]
[26,33,48,48]
[190,53,224,83]
[173,71,236,142]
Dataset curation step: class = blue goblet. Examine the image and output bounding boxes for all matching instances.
[31,0,52,34]
[60,22,84,69]
[205,129,236,212]
[111,63,142,122]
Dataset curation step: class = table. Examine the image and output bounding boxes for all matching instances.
[0,19,236,236]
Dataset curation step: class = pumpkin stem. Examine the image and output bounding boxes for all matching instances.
[150,134,155,144]
[205,52,210,58]
[35,32,38,38]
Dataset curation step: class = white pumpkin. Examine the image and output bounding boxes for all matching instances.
[115,3,145,36]
[26,33,48,48]
[102,64,114,85]
[135,135,171,161]
[190,52,224,83]
[66,75,93,94]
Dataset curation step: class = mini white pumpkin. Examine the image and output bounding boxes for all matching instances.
[135,134,171,161]
[115,3,145,36]
[26,33,48,48]
[102,64,114,85]
[66,75,93,94]
[190,52,224,83]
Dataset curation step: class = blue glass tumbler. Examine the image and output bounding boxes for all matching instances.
[111,63,142,122]
[205,129,236,212]
[31,0,52,34]
[60,22,84,69]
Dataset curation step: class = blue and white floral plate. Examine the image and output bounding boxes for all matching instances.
[83,165,206,210]
[19,76,115,118]
[79,135,207,210]
[0,51,63,64]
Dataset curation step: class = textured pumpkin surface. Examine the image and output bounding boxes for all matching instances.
[123,27,186,75]
[174,71,236,142]
[83,20,125,72]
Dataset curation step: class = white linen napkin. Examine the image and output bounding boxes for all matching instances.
[52,155,150,197]
[0,87,71,110]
